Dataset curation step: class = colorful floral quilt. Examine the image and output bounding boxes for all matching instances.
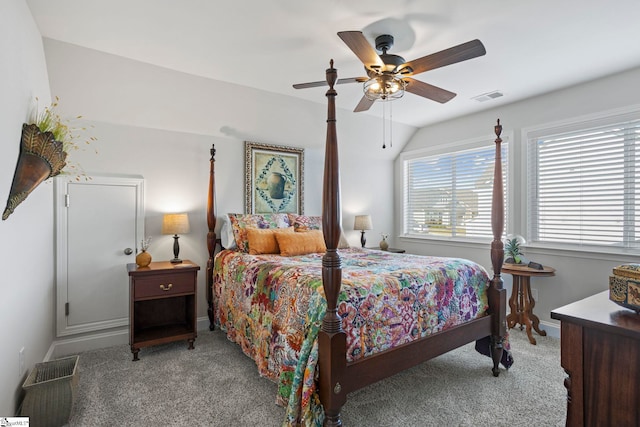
[213,248,492,426]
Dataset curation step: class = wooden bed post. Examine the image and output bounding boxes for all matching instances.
[319,59,347,427]
[206,144,217,330]
[488,120,507,376]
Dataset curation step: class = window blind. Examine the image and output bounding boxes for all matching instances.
[403,142,508,239]
[528,118,639,249]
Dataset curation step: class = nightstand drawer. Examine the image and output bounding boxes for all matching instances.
[134,273,194,299]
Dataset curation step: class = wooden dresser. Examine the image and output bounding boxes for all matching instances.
[127,260,200,361]
[551,290,640,426]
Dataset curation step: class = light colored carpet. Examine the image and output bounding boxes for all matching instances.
[67,328,565,426]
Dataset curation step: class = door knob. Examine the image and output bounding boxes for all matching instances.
[124,248,133,255]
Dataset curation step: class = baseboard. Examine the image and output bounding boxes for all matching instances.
[196,316,212,332]
[45,329,129,360]
[45,316,214,361]
[539,320,560,339]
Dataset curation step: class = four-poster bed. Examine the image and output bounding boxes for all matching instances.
[205,60,507,426]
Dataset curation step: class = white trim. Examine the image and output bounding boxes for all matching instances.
[45,328,128,360]
[522,243,639,263]
[398,235,490,249]
[196,316,212,332]
[399,132,506,160]
[56,317,129,337]
[538,320,560,339]
[521,103,640,140]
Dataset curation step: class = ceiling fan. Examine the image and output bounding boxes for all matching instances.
[293,31,486,112]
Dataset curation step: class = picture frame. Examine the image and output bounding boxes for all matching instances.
[245,141,304,214]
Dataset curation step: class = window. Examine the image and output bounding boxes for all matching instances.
[527,113,639,251]
[402,138,508,240]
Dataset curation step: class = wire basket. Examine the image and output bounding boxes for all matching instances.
[20,355,79,427]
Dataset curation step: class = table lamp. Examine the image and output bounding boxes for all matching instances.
[353,214,372,248]
[162,213,190,263]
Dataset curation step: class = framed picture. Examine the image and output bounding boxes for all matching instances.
[245,141,304,214]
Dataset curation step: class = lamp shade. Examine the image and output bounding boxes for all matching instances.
[162,213,190,235]
[353,215,373,231]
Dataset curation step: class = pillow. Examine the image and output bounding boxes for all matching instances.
[338,230,350,249]
[287,213,322,231]
[219,214,237,249]
[247,226,294,255]
[276,229,327,256]
[228,213,291,252]
[288,213,350,249]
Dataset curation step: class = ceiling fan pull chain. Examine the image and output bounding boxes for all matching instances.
[382,102,387,149]
[381,102,393,150]
[389,102,393,149]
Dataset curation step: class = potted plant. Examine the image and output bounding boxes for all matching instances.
[2,97,95,220]
[505,236,525,264]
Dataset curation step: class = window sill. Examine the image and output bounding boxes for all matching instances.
[399,235,639,262]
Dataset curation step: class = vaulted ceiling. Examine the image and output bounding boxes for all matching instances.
[26,0,640,128]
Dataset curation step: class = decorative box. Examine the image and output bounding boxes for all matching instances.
[609,264,640,313]
[612,264,640,280]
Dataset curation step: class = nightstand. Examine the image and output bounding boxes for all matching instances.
[127,260,200,361]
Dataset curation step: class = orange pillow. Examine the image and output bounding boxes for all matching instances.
[276,229,327,256]
[247,227,294,255]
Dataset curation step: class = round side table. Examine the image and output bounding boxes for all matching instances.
[502,263,555,345]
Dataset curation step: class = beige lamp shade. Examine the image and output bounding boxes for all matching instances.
[353,214,372,231]
[162,213,190,235]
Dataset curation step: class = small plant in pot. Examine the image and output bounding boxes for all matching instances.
[505,236,526,264]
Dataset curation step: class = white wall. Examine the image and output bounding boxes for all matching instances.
[0,0,55,416]
[41,39,417,337]
[396,66,640,329]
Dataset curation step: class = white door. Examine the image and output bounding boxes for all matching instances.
[55,175,144,337]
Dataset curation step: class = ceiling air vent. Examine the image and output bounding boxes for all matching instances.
[472,90,504,102]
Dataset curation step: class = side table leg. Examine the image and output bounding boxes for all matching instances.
[131,346,140,361]
[522,277,537,345]
[188,339,195,350]
[526,281,547,337]
[507,277,519,329]
[517,276,525,330]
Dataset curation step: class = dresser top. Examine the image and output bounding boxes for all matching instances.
[551,290,640,339]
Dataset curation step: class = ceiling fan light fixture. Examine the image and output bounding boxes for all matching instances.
[363,74,405,101]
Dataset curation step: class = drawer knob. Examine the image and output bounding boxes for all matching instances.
[159,283,173,291]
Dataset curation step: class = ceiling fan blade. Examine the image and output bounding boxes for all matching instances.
[401,39,486,76]
[338,31,384,70]
[293,77,366,89]
[403,77,456,103]
[354,95,375,112]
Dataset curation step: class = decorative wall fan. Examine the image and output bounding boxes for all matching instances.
[293,31,486,112]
